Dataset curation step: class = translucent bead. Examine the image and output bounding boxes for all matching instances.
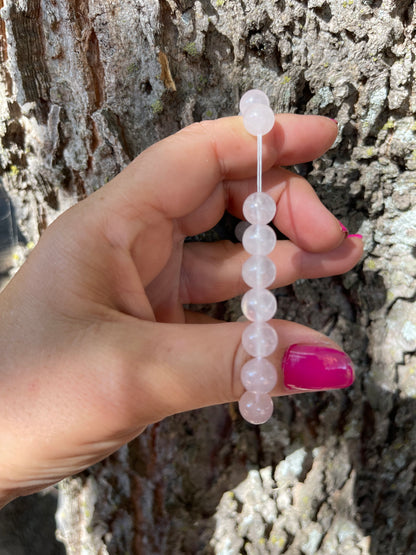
[243,103,275,136]
[235,220,250,242]
[239,89,270,115]
[242,322,278,357]
[242,224,276,256]
[243,192,276,224]
[241,288,277,321]
[238,391,274,425]
[242,255,276,289]
[241,358,277,393]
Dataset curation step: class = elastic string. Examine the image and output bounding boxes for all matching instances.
[257,134,262,193]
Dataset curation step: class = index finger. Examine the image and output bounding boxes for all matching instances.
[102,115,337,226]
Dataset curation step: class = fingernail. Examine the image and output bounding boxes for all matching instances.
[330,118,338,124]
[338,220,349,234]
[283,344,354,391]
[348,233,363,239]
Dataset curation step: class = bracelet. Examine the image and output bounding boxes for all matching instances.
[238,90,278,425]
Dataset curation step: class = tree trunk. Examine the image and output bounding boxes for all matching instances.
[1,0,415,553]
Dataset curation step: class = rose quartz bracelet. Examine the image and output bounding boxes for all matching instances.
[238,90,278,425]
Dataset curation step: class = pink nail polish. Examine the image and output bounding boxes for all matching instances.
[338,220,348,234]
[283,344,354,391]
[348,234,363,239]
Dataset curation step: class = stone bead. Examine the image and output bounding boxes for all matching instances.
[238,391,274,425]
[242,255,276,289]
[242,322,278,358]
[241,288,277,321]
[235,220,250,242]
[241,358,277,394]
[242,224,276,256]
[239,89,270,115]
[243,103,275,136]
[243,192,276,224]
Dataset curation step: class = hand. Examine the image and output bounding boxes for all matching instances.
[0,115,362,506]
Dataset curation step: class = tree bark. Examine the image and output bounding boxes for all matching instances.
[1,0,415,553]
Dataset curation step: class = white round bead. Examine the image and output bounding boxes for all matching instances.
[238,391,274,425]
[241,358,277,393]
[241,288,277,321]
[239,89,270,115]
[242,224,276,256]
[242,255,276,288]
[242,322,278,357]
[235,220,250,242]
[243,192,276,224]
[243,103,275,136]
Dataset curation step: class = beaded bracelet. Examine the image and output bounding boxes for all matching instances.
[238,90,278,425]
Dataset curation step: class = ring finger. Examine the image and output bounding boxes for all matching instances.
[180,235,363,304]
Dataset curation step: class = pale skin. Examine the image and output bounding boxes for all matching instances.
[0,115,363,508]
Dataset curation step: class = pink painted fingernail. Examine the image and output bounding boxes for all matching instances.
[348,234,363,239]
[331,118,338,124]
[283,344,354,391]
[338,220,348,233]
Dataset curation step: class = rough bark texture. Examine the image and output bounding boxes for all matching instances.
[1,0,416,554]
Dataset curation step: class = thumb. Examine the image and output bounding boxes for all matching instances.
[0,313,354,503]
[103,316,354,427]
